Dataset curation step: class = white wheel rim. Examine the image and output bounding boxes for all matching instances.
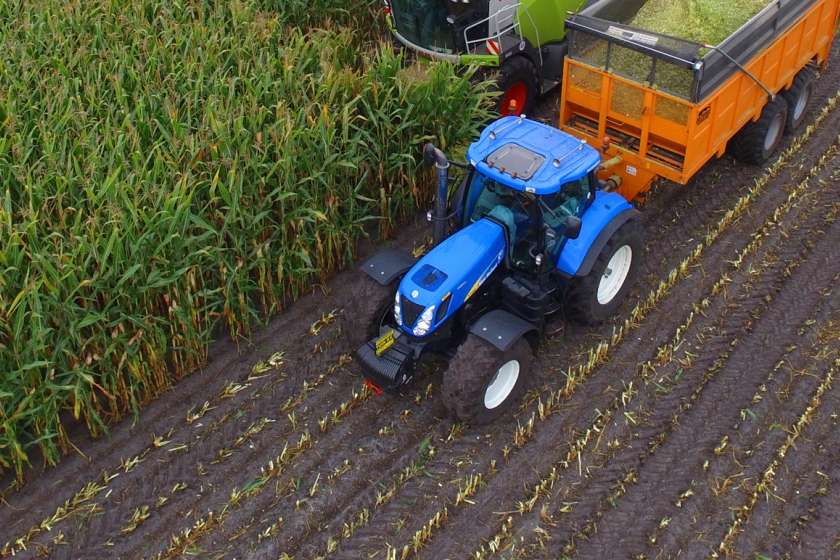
[597,245,633,305]
[484,360,520,409]
[764,113,784,151]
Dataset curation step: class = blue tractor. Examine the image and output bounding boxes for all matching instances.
[343,116,642,423]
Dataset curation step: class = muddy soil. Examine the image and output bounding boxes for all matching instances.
[4,41,840,560]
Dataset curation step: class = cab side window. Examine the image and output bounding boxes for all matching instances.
[543,176,588,229]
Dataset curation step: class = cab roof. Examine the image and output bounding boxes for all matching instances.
[466,117,602,195]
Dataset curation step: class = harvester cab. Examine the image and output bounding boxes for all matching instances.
[381,0,592,115]
[345,117,643,424]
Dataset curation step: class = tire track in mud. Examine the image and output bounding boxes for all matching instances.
[727,342,840,559]
[776,371,840,559]
[569,176,840,559]
[465,158,840,558]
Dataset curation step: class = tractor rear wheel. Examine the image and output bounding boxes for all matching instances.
[489,57,539,116]
[340,276,397,352]
[728,96,788,164]
[780,67,815,134]
[565,219,643,325]
[442,335,532,424]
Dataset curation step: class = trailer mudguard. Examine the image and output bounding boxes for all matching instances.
[556,191,639,276]
[470,309,539,353]
[360,249,418,286]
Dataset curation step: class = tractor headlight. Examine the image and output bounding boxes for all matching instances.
[394,292,402,326]
[412,305,435,337]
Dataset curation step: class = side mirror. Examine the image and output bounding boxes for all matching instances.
[564,216,582,240]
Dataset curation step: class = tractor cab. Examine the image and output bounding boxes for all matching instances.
[460,116,602,274]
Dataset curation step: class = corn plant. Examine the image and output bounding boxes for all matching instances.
[0,0,494,480]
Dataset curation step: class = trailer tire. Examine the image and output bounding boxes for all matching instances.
[489,57,539,116]
[728,96,788,164]
[442,335,531,424]
[565,219,643,325]
[341,276,397,352]
[780,67,815,134]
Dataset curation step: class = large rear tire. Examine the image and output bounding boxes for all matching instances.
[442,335,532,424]
[340,276,397,352]
[566,219,643,325]
[780,67,815,134]
[728,96,788,164]
[489,56,539,117]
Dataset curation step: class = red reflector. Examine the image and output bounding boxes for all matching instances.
[365,380,383,395]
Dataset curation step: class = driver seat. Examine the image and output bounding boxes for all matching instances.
[487,205,517,259]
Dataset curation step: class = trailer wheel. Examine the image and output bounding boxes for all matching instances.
[566,219,643,325]
[780,67,815,134]
[489,57,539,116]
[442,335,532,424]
[341,276,397,351]
[728,96,788,164]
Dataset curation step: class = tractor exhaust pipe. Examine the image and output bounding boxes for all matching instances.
[424,143,449,247]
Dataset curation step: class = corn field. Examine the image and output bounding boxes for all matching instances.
[0,0,493,480]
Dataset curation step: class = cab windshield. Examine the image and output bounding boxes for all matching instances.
[467,173,589,270]
[389,0,457,53]
[467,175,539,269]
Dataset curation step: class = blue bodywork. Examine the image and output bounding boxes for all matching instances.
[396,117,633,337]
[397,218,506,336]
[557,190,634,275]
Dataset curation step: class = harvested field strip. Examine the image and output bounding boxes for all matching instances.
[347,96,840,557]
[148,386,374,559]
[147,375,444,558]
[0,0,492,480]
[568,162,836,554]
[205,377,448,557]
[0,329,336,555]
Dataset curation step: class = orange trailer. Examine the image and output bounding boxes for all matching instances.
[560,0,840,201]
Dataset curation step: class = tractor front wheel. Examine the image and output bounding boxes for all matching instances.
[340,276,397,352]
[490,57,539,116]
[442,335,532,424]
[565,219,643,325]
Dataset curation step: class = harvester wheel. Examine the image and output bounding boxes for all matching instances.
[442,335,531,424]
[565,219,643,325]
[340,276,397,352]
[780,67,815,134]
[728,96,788,164]
[489,57,539,116]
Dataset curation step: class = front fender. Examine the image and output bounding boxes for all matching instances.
[360,249,418,286]
[470,309,539,353]
[557,191,638,276]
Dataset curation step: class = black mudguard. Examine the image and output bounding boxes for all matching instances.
[576,208,642,277]
[360,249,417,286]
[470,309,539,353]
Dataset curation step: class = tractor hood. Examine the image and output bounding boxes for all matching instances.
[396,218,506,337]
